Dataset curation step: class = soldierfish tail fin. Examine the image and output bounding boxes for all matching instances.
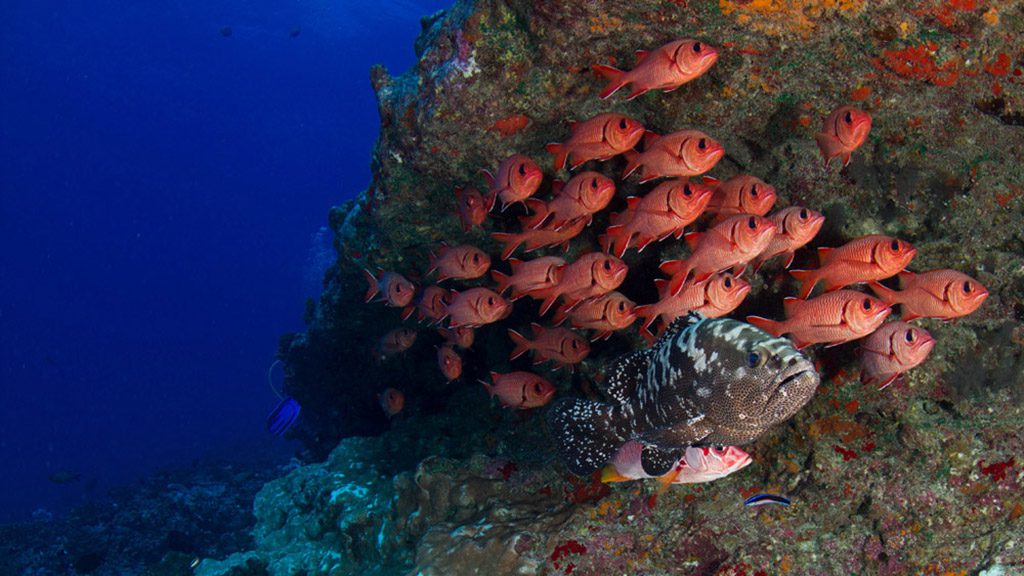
[400,305,415,321]
[490,232,522,261]
[363,269,379,302]
[592,64,628,99]
[868,281,899,305]
[547,398,628,476]
[507,328,532,361]
[546,142,568,172]
[746,315,785,337]
[491,269,512,295]
[788,268,818,299]
[622,149,641,180]
[427,251,438,276]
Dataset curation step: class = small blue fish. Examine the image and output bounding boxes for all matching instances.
[743,493,791,507]
[266,397,301,436]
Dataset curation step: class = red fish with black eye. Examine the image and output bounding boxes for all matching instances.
[437,344,463,382]
[412,285,451,325]
[858,321,935,390]
[703,174,777,224]
[529,253,628,316]
[815,105,872,168]
[592,39,719,100]
[622,129,724,183]
[491,256,565,301]
[427,244,491,282]
[453,186,492,233]
[869,269,988,321]
[481,371,556,409]
[507,323,590,369]
[545,112,645,171]
[559,291,637,341]
[363,269,416,308]
[747,290,892,349]
[377,387,405,418]
[635,272,750,343]
[521,171,616,231]
[600,179,714,258]
[376,327,417,359]
[490,217,587,261]
[438,326,475,349]
[659,214,777,295]
[790,235,916,299]
[751,206,825,271]
[482,154,544,212]
[445,287,511,328]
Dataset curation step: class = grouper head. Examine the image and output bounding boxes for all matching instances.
[684,318,820,445]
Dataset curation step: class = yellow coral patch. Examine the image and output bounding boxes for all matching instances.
[719,0,866,37]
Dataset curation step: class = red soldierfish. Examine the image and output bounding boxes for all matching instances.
[858,321,935,390]
[437,345,463,381]
[491,256,565,300]
[438,326,475,349]
[507,323,590,369]
[522,171,616,231]
[790,235,917,299]
[481,371,556,409]
[635,272,750,343]
[703,174,777,224]
[531,252,628,316]
[545,112,645,171]
[623,130,724,183]
[445,287,511,328]
[559,291,637,341]
[660,214,777,295]
[490,217,587,261]
[747,290,892,349]
[751,207,825,271]
[428,244,491,282]
[363,269,415,308]
[482,154,544,212]
[869,269,988,321]
[592,39,719,100]
[410,285,450,324]
[600,179,713,258]
[454,186,492,233]
[378,387,405,418]
[601,441,751,485]
[376,327,417,359]
[815,105,872,168]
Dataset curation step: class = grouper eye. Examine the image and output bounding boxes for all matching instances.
[747,351,761,368]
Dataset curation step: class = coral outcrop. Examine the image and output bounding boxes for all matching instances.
[248,0,1023,573]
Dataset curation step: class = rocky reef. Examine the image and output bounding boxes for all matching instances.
[245,0,1023,574]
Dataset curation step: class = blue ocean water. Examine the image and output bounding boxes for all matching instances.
[0,0,449,523]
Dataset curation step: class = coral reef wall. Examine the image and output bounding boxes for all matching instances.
[242,0,1024,573]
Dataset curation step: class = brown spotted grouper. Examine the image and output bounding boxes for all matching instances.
[547,314,820,476]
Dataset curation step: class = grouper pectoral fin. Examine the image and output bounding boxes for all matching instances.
[638,419,713,475]
[599,348,652,404]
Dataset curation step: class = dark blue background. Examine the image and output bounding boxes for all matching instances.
[0,0,449,522]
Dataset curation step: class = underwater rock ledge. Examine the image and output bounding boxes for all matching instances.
[236,0,1023,574]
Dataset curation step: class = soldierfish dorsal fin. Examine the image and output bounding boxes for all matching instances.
[599,347,653,404]
[635,49,650,63]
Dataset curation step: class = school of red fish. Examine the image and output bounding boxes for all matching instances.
[362,38,988,479]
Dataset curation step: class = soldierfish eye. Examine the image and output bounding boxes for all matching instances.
[890,239,900,251]
[844,111,853,123]
[683,184,692,196]
[518,163,526,176]
[799,208,808,219]
[750,184,759,197]
[571,340,578,349]
[618,301,625,311]
[724,277,732,288]
[747,217,757,229]
[963,281,972,293]
[487,297,495,306]
[619,118,627,129]
[533,382,543,393]
[862,298,872,310]
[693,41,702,53]
[603,259,612,270]
[591,178,598,189]
[698,138,707,150]
[905,330,915,343]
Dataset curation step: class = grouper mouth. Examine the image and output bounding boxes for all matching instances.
[765,359,820,419]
